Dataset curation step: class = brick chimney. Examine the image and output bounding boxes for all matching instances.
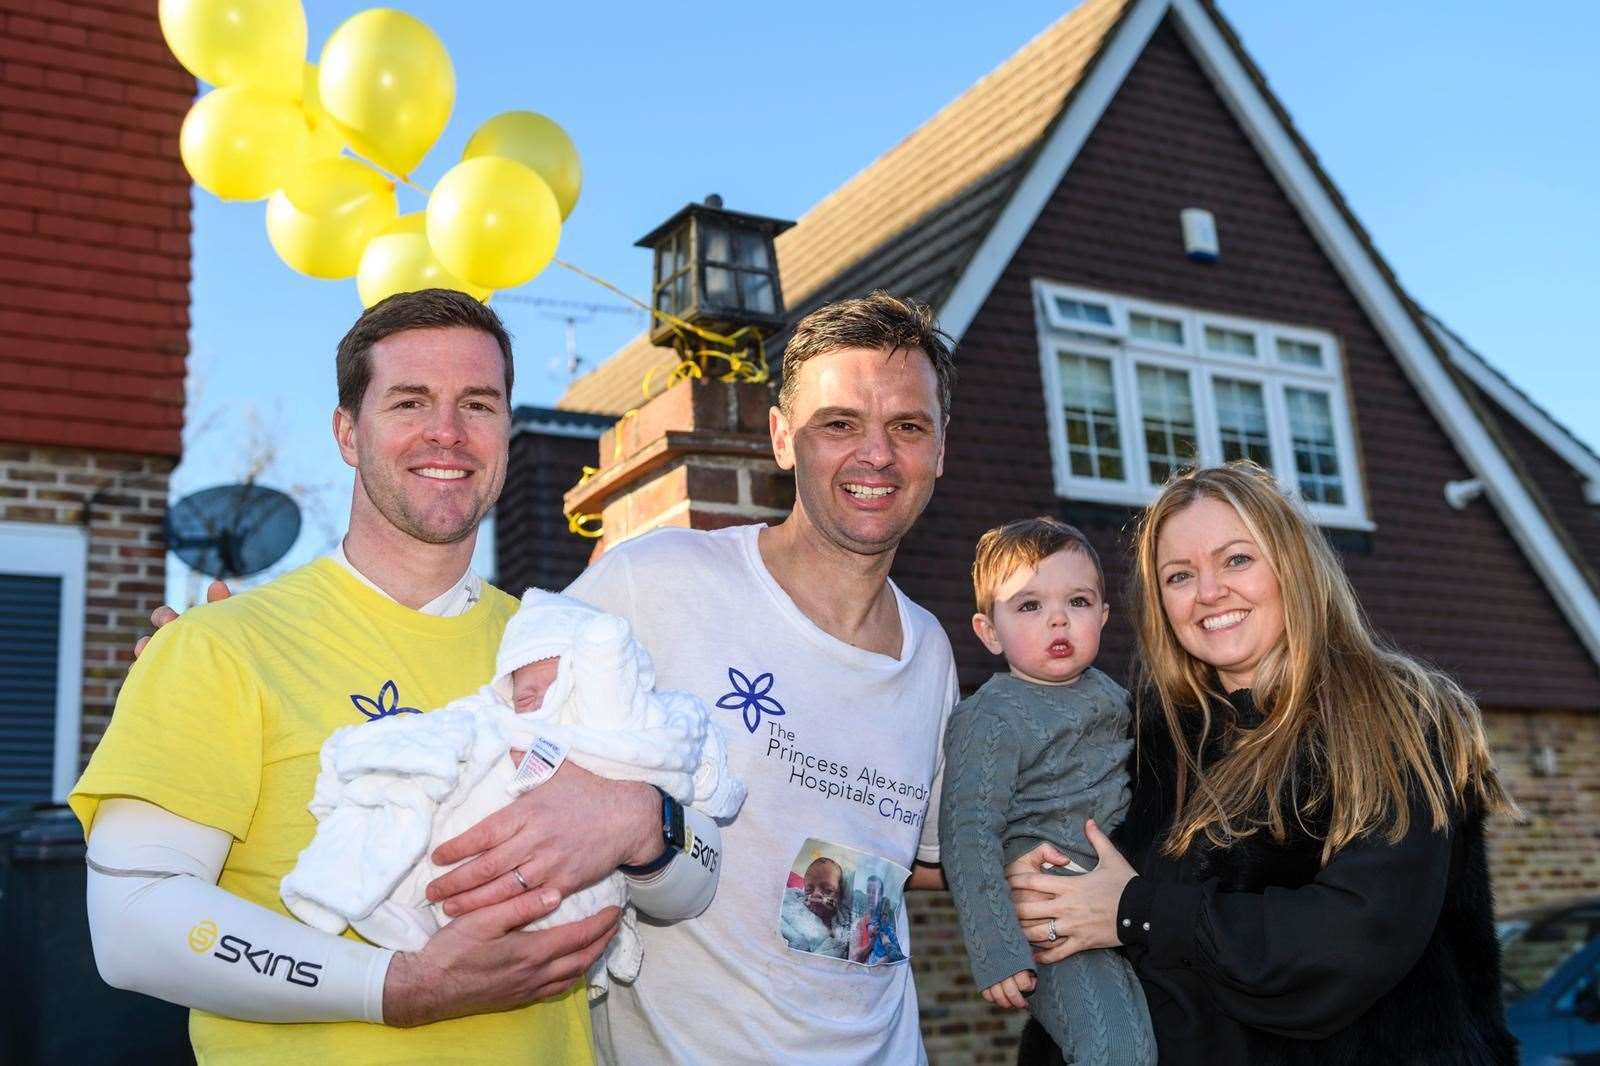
[563,378,794,557]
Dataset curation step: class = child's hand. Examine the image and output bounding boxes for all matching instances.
[981,969,1036,1010]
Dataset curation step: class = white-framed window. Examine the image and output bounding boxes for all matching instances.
[1033,281,1371,528]
[0,521,87,803]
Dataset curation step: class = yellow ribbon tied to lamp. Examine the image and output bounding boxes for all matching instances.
[318,8,454,178]
[357,213,491,308]
[180,86,310,201]
[462,111,583,221]
[266,157,398,279]
[159,0,306,98]
[426,156,561,291]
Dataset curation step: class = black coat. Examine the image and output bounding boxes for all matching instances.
[1018,690,1517,1066]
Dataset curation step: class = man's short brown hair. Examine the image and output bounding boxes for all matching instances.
[778,291,956,418]
[335,288,514,414]
[972,517,1104,615]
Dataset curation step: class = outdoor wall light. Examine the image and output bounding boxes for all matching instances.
[636,193,795,351]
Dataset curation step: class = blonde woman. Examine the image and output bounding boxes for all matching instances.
[1008,463,1517,1065]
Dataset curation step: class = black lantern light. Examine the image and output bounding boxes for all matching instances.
[635,194,795,351]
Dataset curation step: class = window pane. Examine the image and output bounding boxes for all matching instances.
[1059,353,1122,481]
[704,266,734,307]
[671,227,689,274]
[1137,364,1197,484]
[738,270,775,314]
[1054,296,1114,327]
[1285,387,1345,504]
[702,220,731,264]
[1277,337,1324,367]
[1204,325,1257,357]
[1212,377,1272,467]
[733,229,771,270]
[1130,312,1184,346]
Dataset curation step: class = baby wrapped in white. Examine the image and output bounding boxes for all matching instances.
[279,588,745,994]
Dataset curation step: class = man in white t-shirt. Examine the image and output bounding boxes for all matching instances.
[553,291,962,1062]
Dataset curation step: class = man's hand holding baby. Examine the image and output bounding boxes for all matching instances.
[425,650,665,915]
[426,764,661,916]
[383,890,620,1026]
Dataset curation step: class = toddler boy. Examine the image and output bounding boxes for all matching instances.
[939,518,1154,1065]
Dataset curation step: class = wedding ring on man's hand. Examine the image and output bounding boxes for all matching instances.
[511,868,530,892]
[1046,918,1059,942]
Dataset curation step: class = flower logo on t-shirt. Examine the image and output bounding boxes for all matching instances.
[716,667,785,734]
[350,679,421,721]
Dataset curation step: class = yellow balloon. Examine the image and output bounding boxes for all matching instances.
[158,0,306,97]
[180,86,309,201]
[299,64,346,162]
[318,9,454,177]
[357,214,492,308]
[265,157,397,279]
[427,157,560,291]
[462,111,582,220]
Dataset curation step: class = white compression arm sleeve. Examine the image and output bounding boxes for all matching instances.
[625,805,721,921]
[85,798,391,1024]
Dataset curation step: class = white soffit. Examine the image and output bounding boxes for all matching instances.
[1426,317,1600,504]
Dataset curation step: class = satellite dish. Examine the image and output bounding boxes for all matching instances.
[165,483,302,579]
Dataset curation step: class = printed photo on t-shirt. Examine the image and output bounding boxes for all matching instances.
[778,838,909,967]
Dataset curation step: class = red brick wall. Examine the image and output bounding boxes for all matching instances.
[1485,707,1600,915]
[0,0,192,457]
[1,443,172,760]
[893,16,1600,710]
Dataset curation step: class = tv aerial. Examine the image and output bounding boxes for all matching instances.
[164,482,302,579]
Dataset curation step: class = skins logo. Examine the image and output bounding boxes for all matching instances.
[187,919,218,952]
[688,833,719,875]
[209,931,323,988]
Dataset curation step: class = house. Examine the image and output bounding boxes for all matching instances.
[0,4,193,805]
[499,0,1598,1058]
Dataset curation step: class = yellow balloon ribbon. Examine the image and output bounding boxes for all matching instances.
[265,157,398,279]
[158,0,306,98]
[357,213,491,308]
[462,111,582,220]
[426,157,561,291]
[318,9,454,178]
[180,86,310,202]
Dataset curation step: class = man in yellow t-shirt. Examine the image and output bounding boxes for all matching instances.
[70,290,669,1064]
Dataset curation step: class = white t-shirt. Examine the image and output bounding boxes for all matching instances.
[567,524,957,1065]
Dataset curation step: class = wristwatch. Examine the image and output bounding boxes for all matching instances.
[619,786,685,877]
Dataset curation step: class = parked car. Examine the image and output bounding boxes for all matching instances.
[1501,898,1600,1065]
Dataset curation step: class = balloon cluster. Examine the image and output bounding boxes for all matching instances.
[160,0,580,306]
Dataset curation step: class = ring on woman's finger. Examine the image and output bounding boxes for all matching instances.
[511,867,530,892]
[1046,918,1059,942]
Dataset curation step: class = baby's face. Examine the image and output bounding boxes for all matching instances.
[975,548,1108,686]
[510,657,560,712]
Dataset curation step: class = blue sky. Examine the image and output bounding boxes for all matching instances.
[172,0,1600,601]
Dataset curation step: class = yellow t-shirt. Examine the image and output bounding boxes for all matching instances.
[70,557,592,1065]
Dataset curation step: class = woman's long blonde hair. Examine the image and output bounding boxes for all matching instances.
[1132,463,1513,863]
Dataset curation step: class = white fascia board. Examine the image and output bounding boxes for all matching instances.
[1426,319,1600,502]
[1166,0,1600,665]
[938,0,1172,343]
